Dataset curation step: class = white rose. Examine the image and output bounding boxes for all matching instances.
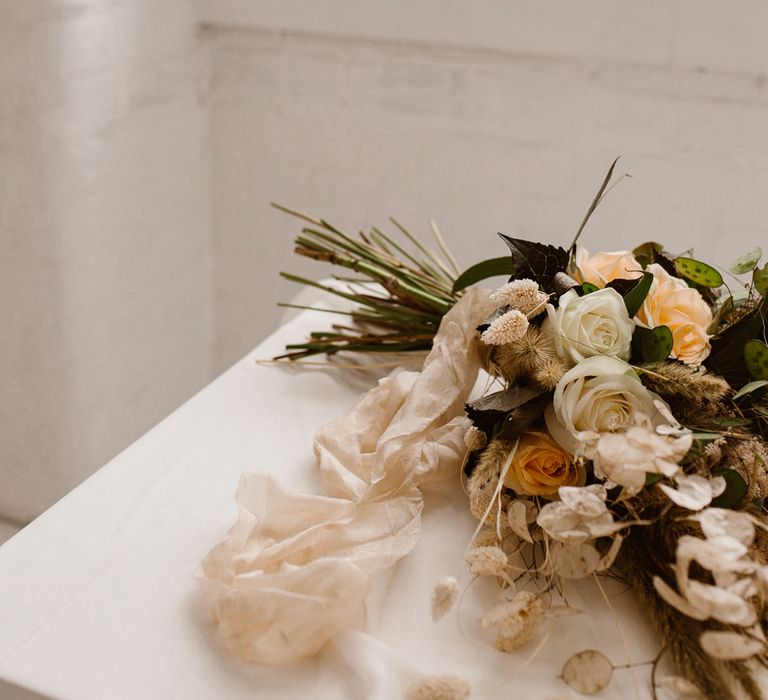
[545,287,634,365]
[545,355,672,455]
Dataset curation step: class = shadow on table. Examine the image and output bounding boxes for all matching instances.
[0,680,51,700]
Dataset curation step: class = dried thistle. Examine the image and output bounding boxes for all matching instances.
[533,355,568,391]
[491,325,558,384]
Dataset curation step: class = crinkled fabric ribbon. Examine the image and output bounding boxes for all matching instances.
[197,288,493,666]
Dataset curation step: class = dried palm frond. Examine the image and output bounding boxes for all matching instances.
[273,204,462,360]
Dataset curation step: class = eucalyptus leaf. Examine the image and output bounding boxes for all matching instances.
[744,339,768,380]
[632,325,674,363]
[733,380,768,400]
[729,247,762,275]
[674,257,724,288]
[754,263,768,297]
[711,469,748,509]
[452,256,516,293]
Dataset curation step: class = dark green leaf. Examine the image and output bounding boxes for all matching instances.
[579,282,599,295]
[706,293,768,386]
[498,235,570,296]
[729,247,762,275]
[622,271,654,318]
[754,263,768,297]
[744,339,768,380]
[645,473,663,486]
[633,241,663,268]
[632,325,674,363]
[674,257,724,288]
[632,241,677,276]
[711,469,748,509]
[468,386,543,414]
[452,256,516,293]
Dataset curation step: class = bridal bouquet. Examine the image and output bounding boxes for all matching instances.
[200,163,768,699]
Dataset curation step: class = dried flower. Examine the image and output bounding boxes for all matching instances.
[405,675,470,700]
[492,326,558,385]
[537,485,626,544]
[533,356,567,390]
[489,279,548,318]
[465,545,509,578]
[658,474,725,511]
[431,577,460,621]
[590,423,692,493]
[463,426,487,452]
[481,309,529,345]
[482,591,545,652]
[653,508,767,631]
[467,439,512,525]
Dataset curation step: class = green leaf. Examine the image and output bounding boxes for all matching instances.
[633,241,663,268]
[632,325,674,363]
[645,473,663,486]
[452,256,516,293]
[744,339,768,380]
[579,282,599,295]
[754,263,768,297]
[622,271,654,318]
[711,469,748,509]
[674,257,723,288]
[733,380,768,400]
[729,247,762,275]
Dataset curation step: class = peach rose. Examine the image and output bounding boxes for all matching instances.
[575,246,642,287]
[504,430,584,498]
[635,263,712,365]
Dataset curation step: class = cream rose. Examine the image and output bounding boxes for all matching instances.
[635,263,712,365]
[503,430,584,498]
[545,355,673,455]
[575,246,642,287]
[545,287,634,365]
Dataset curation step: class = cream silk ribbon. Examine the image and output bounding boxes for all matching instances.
[197,288,493,665]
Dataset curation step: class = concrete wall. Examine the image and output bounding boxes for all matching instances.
[0,1,213,524]
[203,1,768,372]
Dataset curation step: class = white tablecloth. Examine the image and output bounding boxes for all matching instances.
[0,304,672,700]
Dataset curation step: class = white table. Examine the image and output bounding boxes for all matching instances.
[0,304,672,700]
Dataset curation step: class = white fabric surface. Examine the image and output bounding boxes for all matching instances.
[0,303,672,700]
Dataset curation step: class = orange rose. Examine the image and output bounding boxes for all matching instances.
[635,263,712,365]
[504,430,584,498]
[575,246,642,287]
